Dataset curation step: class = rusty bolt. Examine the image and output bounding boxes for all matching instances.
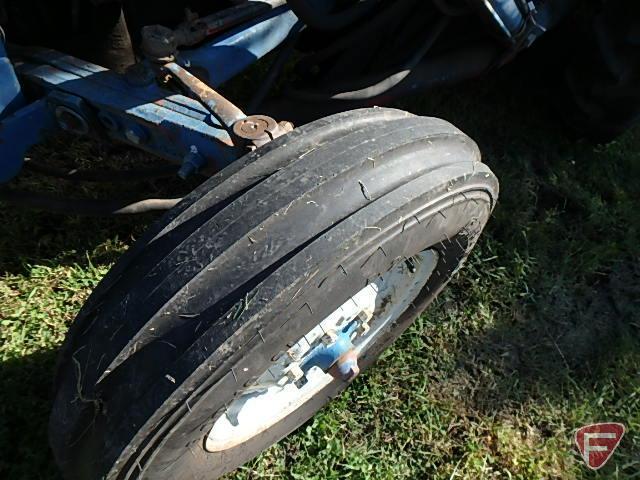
[178,145,206,179]
[124,124,148,145]
[286,346,303,361]
[278,121,294,134]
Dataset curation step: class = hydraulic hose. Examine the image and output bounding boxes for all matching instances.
[289,43,498,104]
[291,16,450,101]
[0,189,181,215]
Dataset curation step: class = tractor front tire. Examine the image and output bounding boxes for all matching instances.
[49,108,498,480]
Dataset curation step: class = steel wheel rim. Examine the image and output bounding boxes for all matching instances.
[205,249,439,452]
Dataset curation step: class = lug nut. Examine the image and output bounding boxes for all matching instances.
[286,346,302,361]
[356,309,373,336]
[320,330,338,346]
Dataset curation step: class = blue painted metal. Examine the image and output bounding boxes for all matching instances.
[12,48,238,172]
[483,0,524,38]
[1,5,294,182]
[483,0,573,46]
[0,98,56,182]
[179,5,298,87]
[0,38,25,120]
[0,37,38,181]
[300,321,359,374]
[49,90,94,134]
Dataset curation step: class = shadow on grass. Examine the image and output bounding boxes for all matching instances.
[426,252,640,477]
[345,34,640,476]
[0,135,203,276]
[448,260,639,412]
[0,209,150,276]
[0,348,62,480]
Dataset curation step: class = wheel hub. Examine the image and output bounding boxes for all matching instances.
[205,249,438,453]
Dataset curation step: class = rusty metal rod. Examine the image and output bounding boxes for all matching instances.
[163,62,246,130]
[184,0,287,44]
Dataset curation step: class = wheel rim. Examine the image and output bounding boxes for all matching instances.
[205,249,439,452]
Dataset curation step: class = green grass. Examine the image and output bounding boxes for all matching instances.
[1,57,639,479]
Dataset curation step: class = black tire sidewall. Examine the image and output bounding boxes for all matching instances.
[140,186,493,480]
[48,109,499,480]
